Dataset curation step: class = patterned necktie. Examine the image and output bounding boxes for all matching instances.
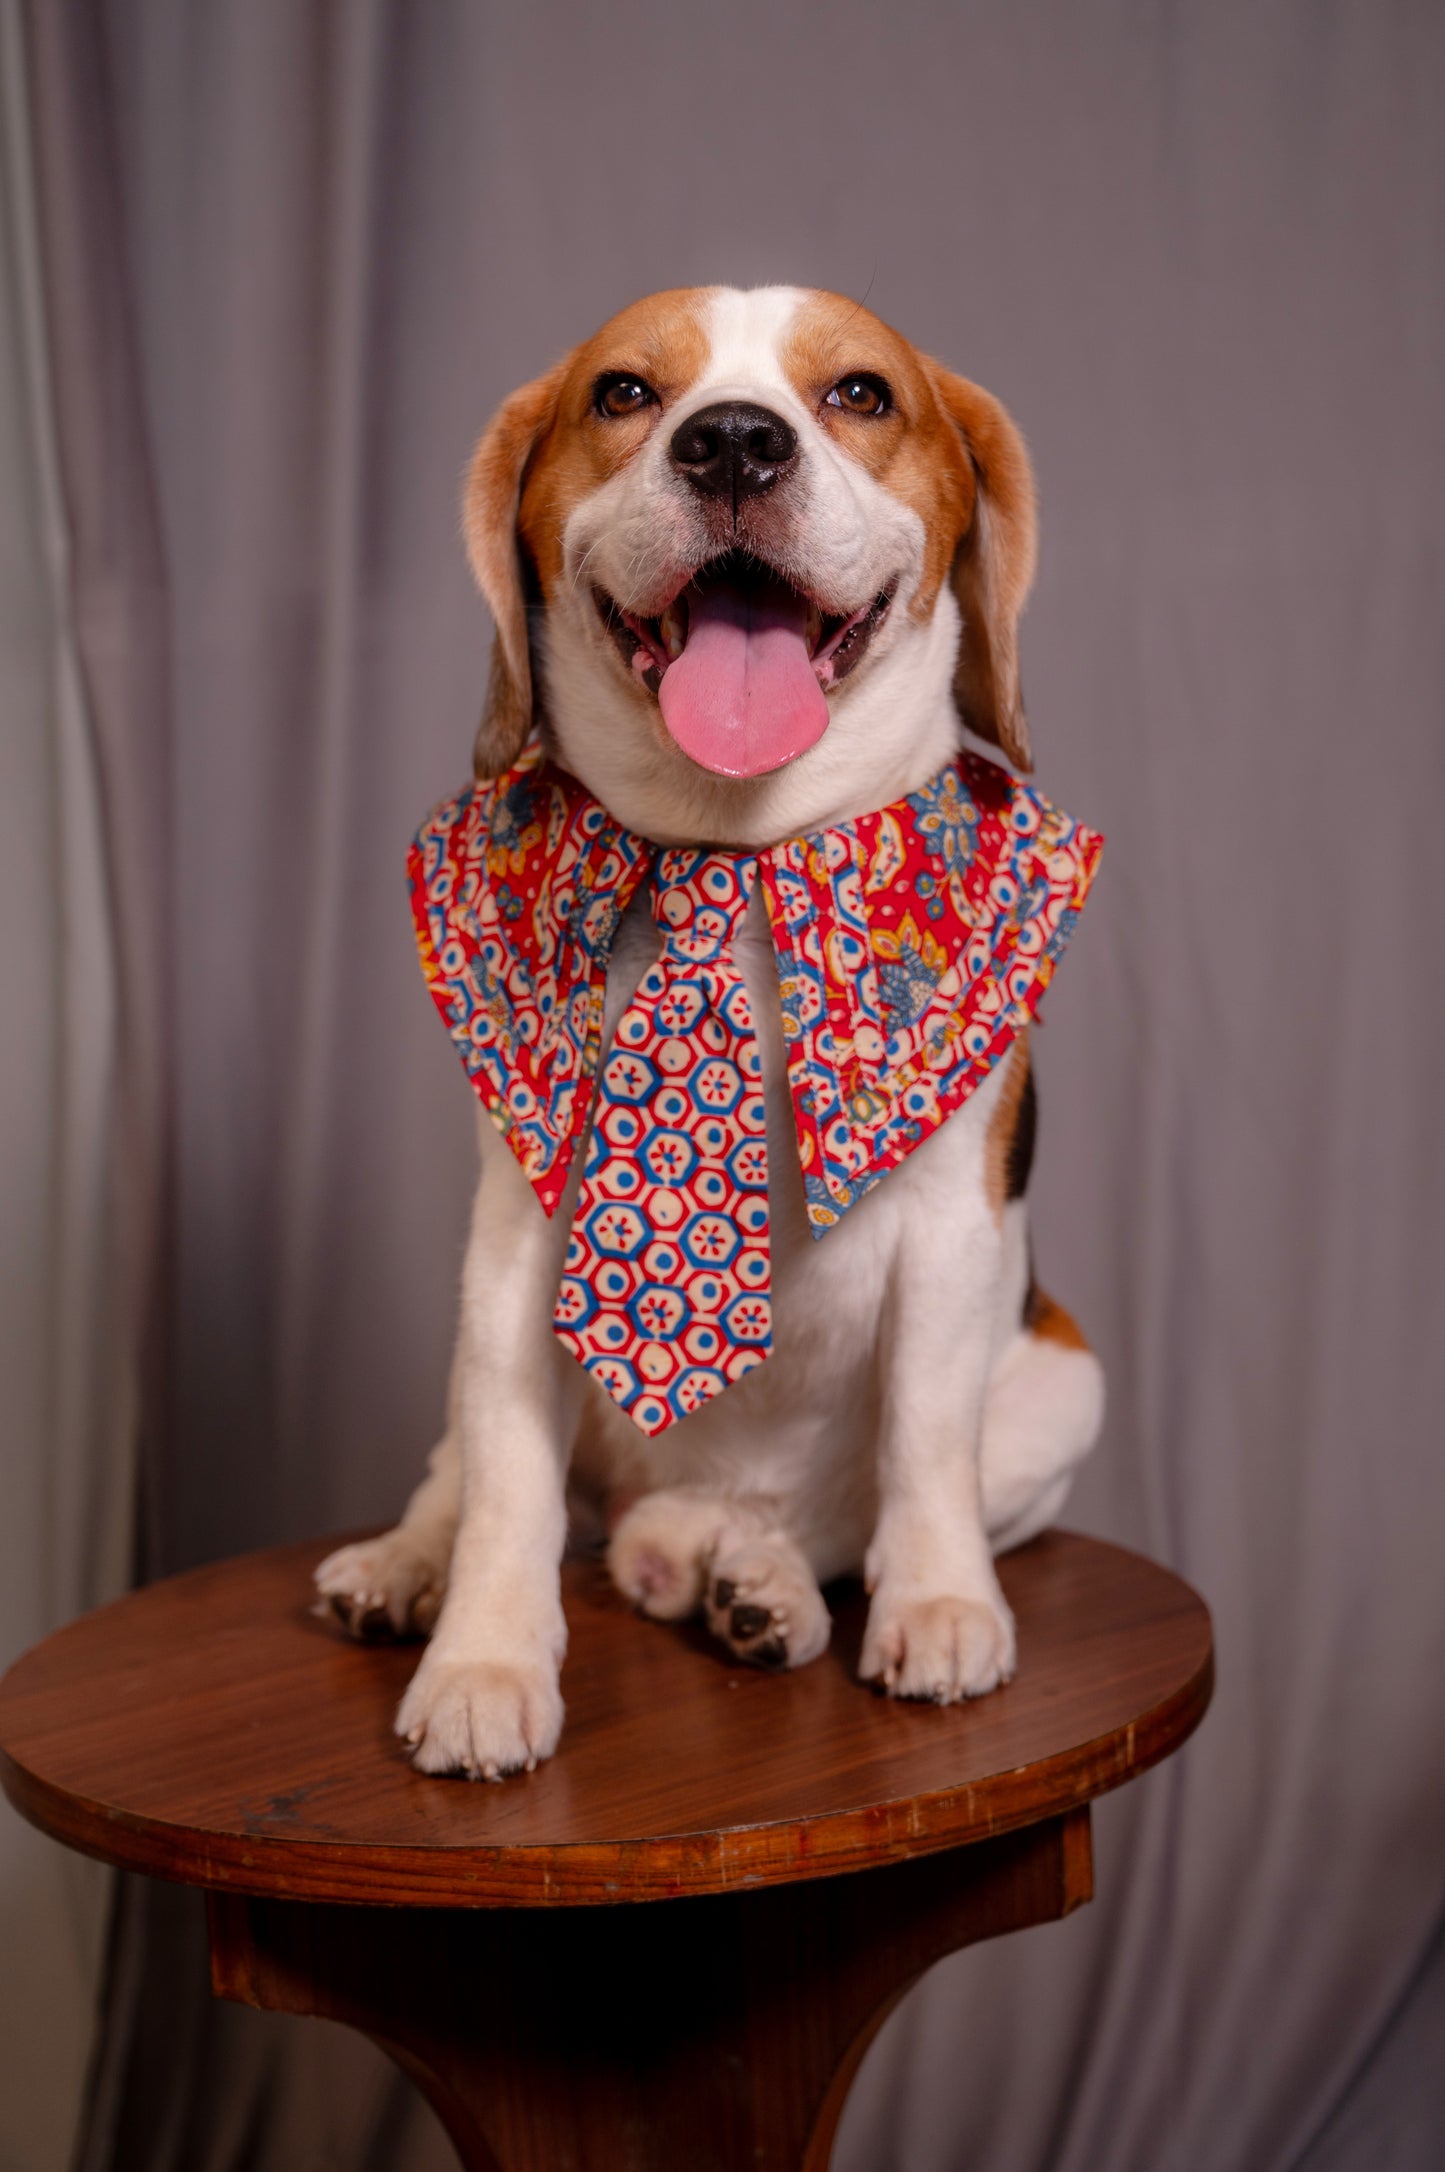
[553,848,771,1436]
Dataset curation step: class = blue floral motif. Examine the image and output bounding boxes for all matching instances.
[912,867,946,922]
[906,766,979,878]
[572,892,621,957]
[879,949,943,1030]
[1043,902,1079,960]
[1010,874,1050,930]
[804,1167,878,1224]
[490,775,540,861]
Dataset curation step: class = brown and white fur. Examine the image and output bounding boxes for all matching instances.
[315,287,1104,1778]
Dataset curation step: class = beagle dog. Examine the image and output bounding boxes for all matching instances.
[315,286,1104,1779]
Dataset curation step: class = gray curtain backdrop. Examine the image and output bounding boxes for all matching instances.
[3,1,1442,2166]
[0,6,142,2166]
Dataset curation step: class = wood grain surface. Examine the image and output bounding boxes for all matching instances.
[0,1529,1212,1907]
[207,1813,1094,2172]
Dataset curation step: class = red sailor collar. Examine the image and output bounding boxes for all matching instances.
[408,743,1102,1231]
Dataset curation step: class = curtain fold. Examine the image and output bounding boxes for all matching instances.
[0,6,137,2167]
[4,3,1442,2168]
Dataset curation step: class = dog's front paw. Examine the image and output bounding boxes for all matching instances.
[314,1529,448,1641]
[860,1590,1017,1703]
[395,1650,563,1779]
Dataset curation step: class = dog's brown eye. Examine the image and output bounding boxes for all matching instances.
[826,374,891,417]
[595,374,658,418]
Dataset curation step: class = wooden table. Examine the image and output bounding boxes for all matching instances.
[0,1530,1210,2172]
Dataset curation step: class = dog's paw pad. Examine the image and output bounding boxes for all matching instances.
[749,1635,789,1670]
[702,1543,830,1672]
[706,1584,791,1667]
[328,1595,396,1643]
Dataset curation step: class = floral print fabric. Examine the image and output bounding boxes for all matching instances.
[760,752,1103,1226]
[408,742,1102,1240]
[408,752,649,1214]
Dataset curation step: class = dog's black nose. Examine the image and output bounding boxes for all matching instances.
[669,402,799,505]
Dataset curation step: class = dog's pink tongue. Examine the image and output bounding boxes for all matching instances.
[658,577,828,778]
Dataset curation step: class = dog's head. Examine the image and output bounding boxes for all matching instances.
[464,286,1036,843]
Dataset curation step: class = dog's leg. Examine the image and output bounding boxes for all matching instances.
[609,1489,832,1670]
[394,1127,582,1779]
[860,1184,1017,1704]
[313,1426,460,1640]
[980,1291,1105,1554]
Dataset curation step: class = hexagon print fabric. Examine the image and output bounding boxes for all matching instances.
[553,849,771,1435]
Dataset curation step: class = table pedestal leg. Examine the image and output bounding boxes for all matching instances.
[207,1808,1091,2172]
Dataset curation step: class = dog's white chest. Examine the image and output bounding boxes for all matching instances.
[591,889,1013,1548]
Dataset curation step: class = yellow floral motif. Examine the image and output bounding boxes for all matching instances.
[486,827,543,878]
[872,912,948,980]
[485,775,548,874]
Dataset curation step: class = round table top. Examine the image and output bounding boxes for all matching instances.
[0,1530,1211,1907]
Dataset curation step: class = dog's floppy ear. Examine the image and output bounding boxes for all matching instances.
[929,367,1038,773]
[463,360,569,779]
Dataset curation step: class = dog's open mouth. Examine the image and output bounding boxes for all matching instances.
[594,552,894,779]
